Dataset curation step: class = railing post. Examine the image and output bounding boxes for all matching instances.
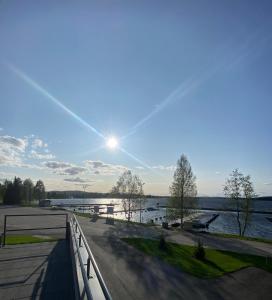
[3,215,7,247]
[79,233,82,247]
[75,223,78,233]
[66,221,70,241]
[87,257,91,278]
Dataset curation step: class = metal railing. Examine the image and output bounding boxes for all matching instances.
[2,213,69,246]
[70,214,112,300]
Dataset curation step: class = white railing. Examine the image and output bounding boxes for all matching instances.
[70,214,112,300]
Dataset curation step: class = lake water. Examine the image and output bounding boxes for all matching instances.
[50,197,272,239]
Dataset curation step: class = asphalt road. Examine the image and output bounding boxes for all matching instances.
[77,215,272,300]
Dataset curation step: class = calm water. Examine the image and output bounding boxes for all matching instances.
[50,197,272,239]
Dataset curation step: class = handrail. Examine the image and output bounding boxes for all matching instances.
[70,214,112,300]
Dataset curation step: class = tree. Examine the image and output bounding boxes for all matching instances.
[167,154,197,227]
[223,169,255,236]
[0,182,5,203]
[111,170,145,222]
[34,180,46,203]
[23,178,34,204]
[3,177,23,205]
[3,180,13,204]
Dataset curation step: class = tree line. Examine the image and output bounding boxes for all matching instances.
[0,177,46,205]
[112,154,255,237]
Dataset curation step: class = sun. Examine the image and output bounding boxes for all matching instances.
[106,136,119,150]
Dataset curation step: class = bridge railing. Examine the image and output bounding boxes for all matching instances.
[69,214,112,300]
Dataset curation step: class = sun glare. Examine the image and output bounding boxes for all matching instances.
[106,137,118,150]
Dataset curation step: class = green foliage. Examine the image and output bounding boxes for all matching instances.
[159,234,167,250]
[122,238,272,278]
[111,170,145,222]
[194,239,206,260]
[224,169,255,236]
[1,177,46,205]
[34,179,46,202]
[167,154,197,225]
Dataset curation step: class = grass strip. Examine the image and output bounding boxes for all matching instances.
[122,237,272,278]
[5,235,58,245]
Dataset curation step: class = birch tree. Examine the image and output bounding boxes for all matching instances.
[224,169,255,236]
[167,154,197,227]
[112,170,145,222]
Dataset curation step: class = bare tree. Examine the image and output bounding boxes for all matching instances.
[224,169,255,236]
[111,170,144,222]
[167,154,197,227]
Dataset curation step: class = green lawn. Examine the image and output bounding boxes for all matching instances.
[210,233,272,244]
[5,235,58,245]
[122,238,272,278]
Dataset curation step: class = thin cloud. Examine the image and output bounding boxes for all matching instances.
[85,160,128,175]
[30,150,55,160]
[64,177,92,183]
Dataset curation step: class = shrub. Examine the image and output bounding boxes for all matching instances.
[194,239,205,260]
[159,234,167,250]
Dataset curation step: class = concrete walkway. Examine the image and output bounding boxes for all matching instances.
[0,241,75,300]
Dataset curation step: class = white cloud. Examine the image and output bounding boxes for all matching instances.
[215,171,221,175]
[85,160,128,175]
[30,150,55,160]
[32,138,46,149]
[0,128,3,131]
[152,165,176,171]
[264,182,272,186]
[0,135,28,166]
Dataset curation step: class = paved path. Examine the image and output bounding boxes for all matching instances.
[0,241,74,300]
[0,206,69,240]
[165,229,272,257]
[78,216,272,300]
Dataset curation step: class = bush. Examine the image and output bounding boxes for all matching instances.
[159,234,167,250]
[194,239,205,260]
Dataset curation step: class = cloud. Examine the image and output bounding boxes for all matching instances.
[32,138,44,149]
[152,165,176,171]
[215,171,221,175]
[0,128,3,131]
[135,166,145,170]
[30,150,55,160]
[0,135,28,166]
[85,160,128,175]
[264,182,272,186]
[64,177,92,183]
[44,160,87,176]
[44,161,72,169]
[62,167,87,175]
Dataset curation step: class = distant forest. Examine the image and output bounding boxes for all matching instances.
[0,177,46,205]
[46,190,166,199]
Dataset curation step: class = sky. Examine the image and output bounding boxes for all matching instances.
[0,0,272,196]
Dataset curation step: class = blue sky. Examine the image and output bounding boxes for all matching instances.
[0,0,272,195]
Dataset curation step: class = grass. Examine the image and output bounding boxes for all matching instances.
[5,235,58,245]
[122,238,272,278]
[209,233,272,244]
